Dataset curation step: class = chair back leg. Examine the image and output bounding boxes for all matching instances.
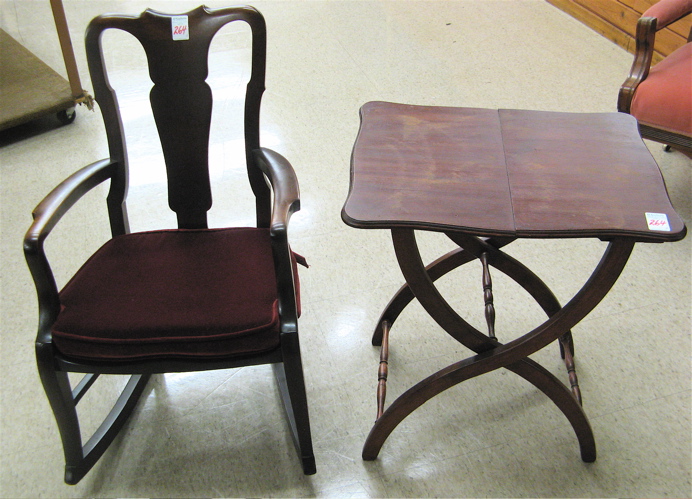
[274,333,316,475]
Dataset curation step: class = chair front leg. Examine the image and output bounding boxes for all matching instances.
[36,343,84,484]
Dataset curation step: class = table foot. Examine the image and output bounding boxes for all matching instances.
[363,350,596,462]
[505,359,594,461]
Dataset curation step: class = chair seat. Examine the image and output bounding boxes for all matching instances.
[630,42,692,136]
[52,228,292,361]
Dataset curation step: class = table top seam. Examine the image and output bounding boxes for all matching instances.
[497,109,518,235]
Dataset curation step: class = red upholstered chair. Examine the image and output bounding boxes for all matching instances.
[618,0,692,153]
[24,6,315,484]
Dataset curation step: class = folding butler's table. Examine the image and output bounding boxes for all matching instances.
[341,101,687,462]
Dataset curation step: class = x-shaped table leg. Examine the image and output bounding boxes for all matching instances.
[363,228,634,461]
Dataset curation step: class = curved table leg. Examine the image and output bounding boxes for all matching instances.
[446,233,571,329]
[483,238,577,359]
[372,247,475,346]
[390,229,497,353]
[363,229,634,461]
[363,355,595,462]
[372,237,514,346]
[505,359,594,461]
[447,232,583,400]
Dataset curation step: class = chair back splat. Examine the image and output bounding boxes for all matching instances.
[86,6,271,231]
[24,5,315,484]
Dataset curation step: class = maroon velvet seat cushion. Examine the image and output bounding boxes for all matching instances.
[52,228,297,361]
[630,42,692,136]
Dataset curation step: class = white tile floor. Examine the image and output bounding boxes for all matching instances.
[1,1,690,497]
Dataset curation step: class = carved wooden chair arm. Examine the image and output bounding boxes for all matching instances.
[253,147,300,231]
[618,17,657,113]
[24,158,117,341]
[252,147,301,331]
[618,0,692,113]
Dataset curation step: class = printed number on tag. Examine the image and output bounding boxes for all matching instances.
[645,212,671,231]
[172,16,189,41]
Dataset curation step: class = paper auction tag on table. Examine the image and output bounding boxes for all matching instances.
[172,16,189,41]
[645,212,671,231]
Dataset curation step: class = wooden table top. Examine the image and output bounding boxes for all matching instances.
[342,101,686,241]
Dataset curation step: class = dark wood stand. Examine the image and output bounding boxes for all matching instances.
[342,101,687,462]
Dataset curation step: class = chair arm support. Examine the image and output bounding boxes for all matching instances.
[24,158,117,342]
[253,147,300,232]
[620,0,692,113]
[252,148,301,332]
[618,17,657,113]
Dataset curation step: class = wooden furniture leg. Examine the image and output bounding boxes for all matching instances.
[37,341,150,484]
[363,228,634,461]
[446,232,582,402]
[371,237,515,346]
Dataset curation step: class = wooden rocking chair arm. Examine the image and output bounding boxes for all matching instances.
[253,147,300,234]
[252,148,301,331]
[24,158,117,341]
[26,158,117,244]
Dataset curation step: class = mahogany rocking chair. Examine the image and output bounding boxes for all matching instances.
[24,5,315,484]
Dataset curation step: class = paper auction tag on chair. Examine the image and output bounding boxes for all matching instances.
[645,212,671,231]
[171,16,189,41]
